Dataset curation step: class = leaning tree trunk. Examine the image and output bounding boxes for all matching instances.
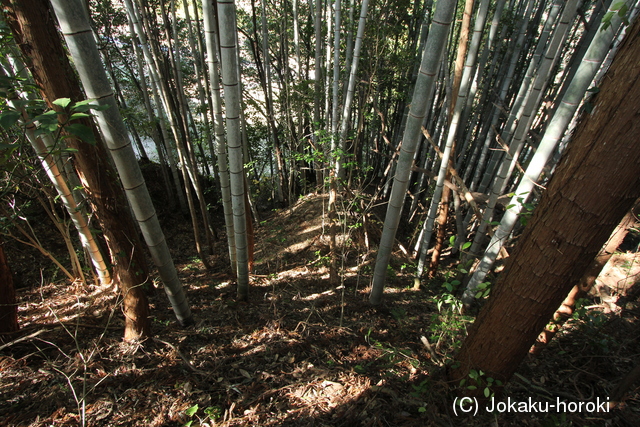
[2,0,154,341]
[450,15,640,392]
[463,0,573,269]
[49,0,193,327]
[462,0,632,303]
[530,206,638,355]
[124,0,187,213]
[336,0,370,182]
[426,0,475,277]
[369,0,458,306]
[0,65,112,287]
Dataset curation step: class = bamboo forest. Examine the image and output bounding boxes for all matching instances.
[2,0,640,425]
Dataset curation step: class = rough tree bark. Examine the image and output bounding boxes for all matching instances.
[450,17,640,391]
[3,0,151,341]
[530,206,638,355]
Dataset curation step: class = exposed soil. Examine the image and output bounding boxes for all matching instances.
[1,186,640,426]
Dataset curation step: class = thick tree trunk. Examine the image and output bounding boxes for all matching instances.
[0,237,19,335]
[463,0,626,302]
[530,206,638,355]
[450,17,640,392]
[3,0,151,341]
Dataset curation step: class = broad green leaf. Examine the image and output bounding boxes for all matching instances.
[72,99,107,112]
[0,110,21,130]
[65,123,96,144]
[618,4,628,17]
[204,406,221,418]
[10,99,28,110]
[601,11,615,31]
[33,110,62,126]
[185,404,199,416]
[92,103,110,111]
[612,1,626,9]
[69,112,91,120]
[72,99,95,108]
[71,103,93,113]
[462,242,471,250]
[52,98,72,108]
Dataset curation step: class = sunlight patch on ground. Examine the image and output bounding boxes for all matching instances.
[295,289,336,301]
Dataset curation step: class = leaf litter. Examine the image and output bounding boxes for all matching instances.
[1,190,640,426]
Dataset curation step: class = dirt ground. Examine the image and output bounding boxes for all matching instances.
[1,191,640,426]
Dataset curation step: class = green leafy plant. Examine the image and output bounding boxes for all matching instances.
[571,299,606,328]
[364,329,421,372]
[442,277,460,294]
[460,369,503,398]
[503,191,538,226]
[428,290,473,355]
[570,299,610,353]
[183,404,222,426]
[310,249,331,269]
[474,281,491,299]
[601,1,630,31]
[410,380,430,398]
[400,262,415,275]
[2,96,108,149]
[448,236,473,253]
[386,264,396,280]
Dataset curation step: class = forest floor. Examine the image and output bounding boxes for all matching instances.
[2,185,640,426]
